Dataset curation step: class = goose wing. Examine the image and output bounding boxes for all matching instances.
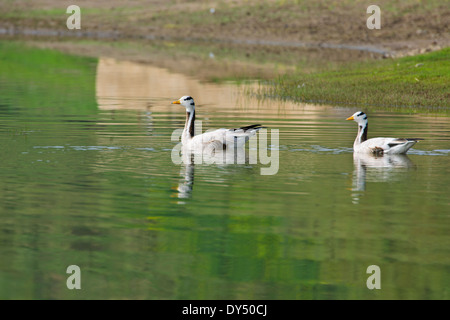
[190,124,264,149]
[360,137,421,154]
[224,124,265,146]
[386,138,423,147]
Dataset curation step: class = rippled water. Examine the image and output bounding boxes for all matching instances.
[0,43,449,300]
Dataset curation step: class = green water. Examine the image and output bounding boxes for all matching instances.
[0,42,448,300]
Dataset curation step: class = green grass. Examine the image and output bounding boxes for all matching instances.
[18,38,447,113]
[258,48,450,112]
[31,38,348,82]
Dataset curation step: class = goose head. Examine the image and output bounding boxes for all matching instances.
[172,95,195,112]
[346,111,368,126]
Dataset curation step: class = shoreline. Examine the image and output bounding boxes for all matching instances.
[2,0,448,111]
[0,27,390,55]
[1,0,448,60]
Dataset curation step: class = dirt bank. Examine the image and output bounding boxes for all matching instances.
[1,0,448,57]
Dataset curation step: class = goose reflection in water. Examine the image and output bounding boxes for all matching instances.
[351,153,415,204]
[173,162,195,201]
[172,146,249,201]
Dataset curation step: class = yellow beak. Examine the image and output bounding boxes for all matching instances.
[346,116,354,121]
[172,100,181,104]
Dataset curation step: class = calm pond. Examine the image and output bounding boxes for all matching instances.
[0,42,448,300]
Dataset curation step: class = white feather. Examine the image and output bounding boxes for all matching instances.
[346,111,421,155]
[173,96,263,152]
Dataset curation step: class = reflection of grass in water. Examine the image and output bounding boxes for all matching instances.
[258,48,450,112]
[0,41,98,113]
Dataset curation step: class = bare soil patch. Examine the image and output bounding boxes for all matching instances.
[1,0,448,56]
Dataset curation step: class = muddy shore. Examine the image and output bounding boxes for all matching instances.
[1,0,448,58]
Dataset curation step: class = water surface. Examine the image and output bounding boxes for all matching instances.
[0,42,448,300]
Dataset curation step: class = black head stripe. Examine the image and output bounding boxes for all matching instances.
[357,112,365,116]
[184,96,193,101]
[190,102,194,106]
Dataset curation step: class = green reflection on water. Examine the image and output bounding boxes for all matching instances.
[0,41,97,114]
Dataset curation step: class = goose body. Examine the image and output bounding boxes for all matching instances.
[346,111,421,155]
[173,96,264,151]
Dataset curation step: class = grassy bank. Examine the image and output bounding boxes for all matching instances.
[17,39,450,111]
[1,0,449,112]
[27,37,379,84]
[259,48,450,111]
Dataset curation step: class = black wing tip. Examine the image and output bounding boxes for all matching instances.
[238,124,266,131]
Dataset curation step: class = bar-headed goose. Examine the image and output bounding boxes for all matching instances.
[346,111,422,155]
[172,95,264,151]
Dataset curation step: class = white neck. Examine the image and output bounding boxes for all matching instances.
[354,122,368,147]
[182,108,195,144]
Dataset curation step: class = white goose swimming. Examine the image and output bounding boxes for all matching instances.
[172,95,264,151]
[346,111,422,155]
